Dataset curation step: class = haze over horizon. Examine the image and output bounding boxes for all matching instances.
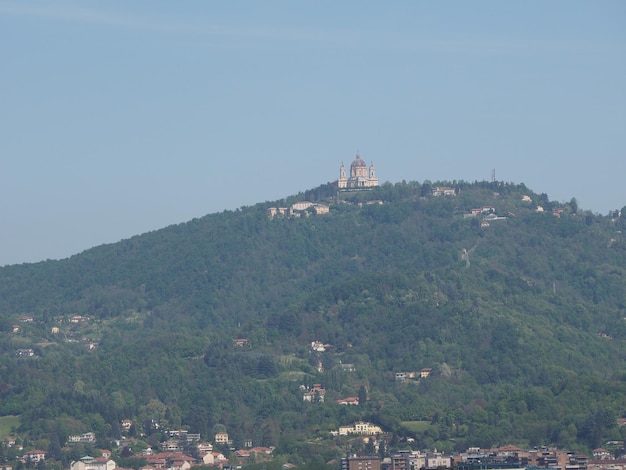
[1,1,625,266]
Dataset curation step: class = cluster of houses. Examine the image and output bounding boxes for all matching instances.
[7,423,626,470]
[522,195,571,218]
[341,444,626,470]
[266,184,573,230]
[122,436,273,469]
[10,312,98,354]
[340,448,462,470]
[11,314,90,333]
[302,383,326,403]
[267,202,330,219]
[394,368,432,382]
[14,348,35,358]
[431,187,457,197]
[459,194,573,228]
[454,445,626,470]
[302,382,368,406]
[461,206,509,227]
[66,449,227,470]
[5,426,276,470]
[265,182,576,228]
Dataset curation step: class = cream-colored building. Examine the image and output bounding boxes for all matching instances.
[292,202,315,211]
[338,153,378,189]
[214,432,229,444]
[338,421,382,436]
[268,203,330,219]
[313,204,329,215]
[68,433,96,443]
[70,457,116,470]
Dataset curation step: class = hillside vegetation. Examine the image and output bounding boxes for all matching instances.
[0,179,625,465]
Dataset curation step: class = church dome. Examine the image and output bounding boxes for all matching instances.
[351,154,367,168]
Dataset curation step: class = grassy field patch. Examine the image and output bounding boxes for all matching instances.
[400,420,431,433]
[0,416,20,439]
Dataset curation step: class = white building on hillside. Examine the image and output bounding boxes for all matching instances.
[338,153,378,190]
[337,421,382,436]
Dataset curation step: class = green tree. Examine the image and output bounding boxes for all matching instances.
[358,386,367,406]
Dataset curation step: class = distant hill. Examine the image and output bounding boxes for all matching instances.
[0,179,625,464]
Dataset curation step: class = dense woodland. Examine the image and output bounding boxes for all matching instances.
[0,179,626,468]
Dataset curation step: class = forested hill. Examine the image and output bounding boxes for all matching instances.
[0,180,625,463]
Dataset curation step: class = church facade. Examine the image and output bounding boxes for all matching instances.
[338,153,378,189]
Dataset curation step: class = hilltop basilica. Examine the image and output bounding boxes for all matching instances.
[338,153,378,189]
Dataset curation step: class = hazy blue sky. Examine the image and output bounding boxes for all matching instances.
[1,1,625,266]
